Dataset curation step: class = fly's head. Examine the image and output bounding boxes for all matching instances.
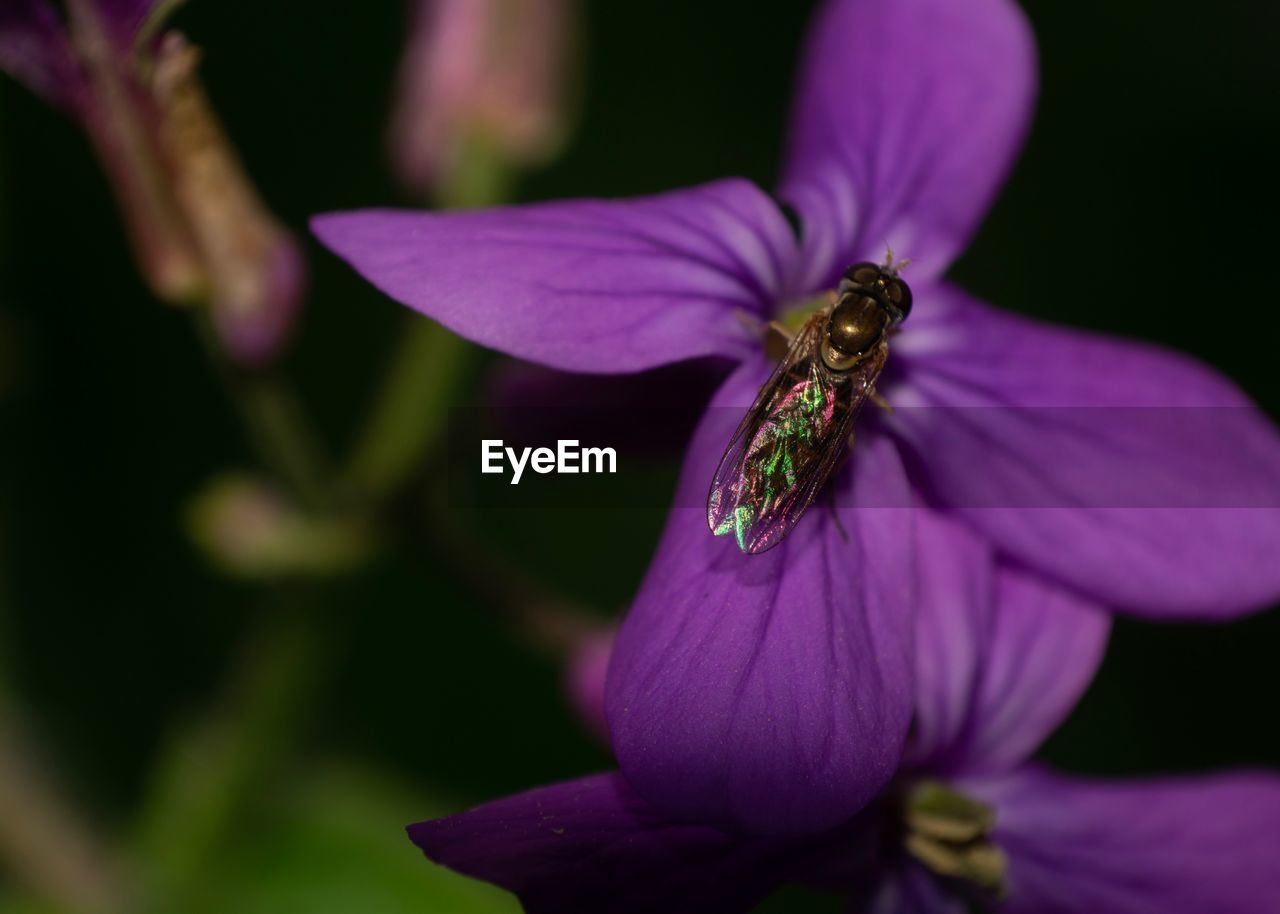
[821,261,913,372]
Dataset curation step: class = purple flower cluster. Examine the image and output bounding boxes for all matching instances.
[410,519,1280,912]
[306,0,1280,909]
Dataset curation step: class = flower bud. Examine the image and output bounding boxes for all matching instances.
[389,0,576,199]
[186,474,373,579]
[149,32,305,365]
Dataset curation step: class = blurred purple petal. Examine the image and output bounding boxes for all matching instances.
[905,511,994,770]
[971,768,1280,914]
[607,362,915,836]
[207,224,306,366]
[863,860,968,914]
[564,629,614,744]
[408,772,793,914]
[943,565,1108,775]
[891,284,1280,617]
[779,0,1036,288]
[312,180,798,373]
[0,0,82,108]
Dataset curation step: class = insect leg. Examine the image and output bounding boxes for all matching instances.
[871,390,893,413]
[765,320,795,340]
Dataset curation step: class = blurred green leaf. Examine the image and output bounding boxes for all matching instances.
[188,763,520,914]
[134,605,322,906]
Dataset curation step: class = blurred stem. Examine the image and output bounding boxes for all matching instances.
[339,135,514,508]
[0,707,127,914]
[435,130,517,211]
[133,594,322,910]
[196,317,330,511]
[237,378,329,509]
[340,322,468,504]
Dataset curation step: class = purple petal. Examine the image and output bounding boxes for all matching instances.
[969,767,1280,914]
[0,0,82,109]
[904,511,994,770]
[312,180,798,373]
[943,565,1108,775]
[606,361,916,836]
[890,284,1280,617]
[863,860,968,914]
[778,0,1036,289]
[408,772,794,914]
[907,516,1108,775]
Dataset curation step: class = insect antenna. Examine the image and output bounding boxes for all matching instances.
[881,242,911,276]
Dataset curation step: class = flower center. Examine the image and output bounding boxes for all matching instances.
[776,291,836,334]
[760,291,836,360]
[903,780,1008,898]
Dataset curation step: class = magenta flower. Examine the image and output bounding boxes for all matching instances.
[405,515,1280,913]
[313,0,1280,835]
[0,0,304,364]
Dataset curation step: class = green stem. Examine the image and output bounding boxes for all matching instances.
[237,376,330,509]
[338,133,515,507]
[339,321,468,504]
[435,130,517,211]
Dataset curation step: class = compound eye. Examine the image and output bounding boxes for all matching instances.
[841,262,883,289]
[885,277,913,321]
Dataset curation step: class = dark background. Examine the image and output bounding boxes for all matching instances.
[1,1,1278,911]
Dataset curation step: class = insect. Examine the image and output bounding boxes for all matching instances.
[707,257,912,553]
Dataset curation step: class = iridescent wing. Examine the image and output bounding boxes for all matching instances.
[707,311,887,554]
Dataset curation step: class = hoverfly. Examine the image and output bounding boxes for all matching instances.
[707,257,912,553]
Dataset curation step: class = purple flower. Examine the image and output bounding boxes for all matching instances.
[313,0,1280,834]
[405,515,1280,913]
[0,0,304,364]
